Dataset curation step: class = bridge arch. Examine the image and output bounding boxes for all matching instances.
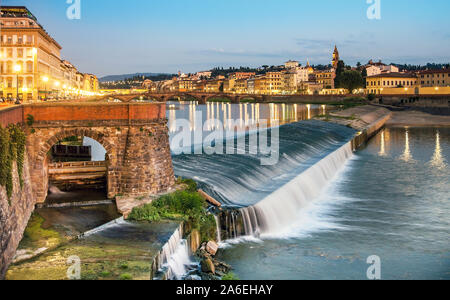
[33,128,118,203]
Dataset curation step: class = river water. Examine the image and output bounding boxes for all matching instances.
[169,102,450,280]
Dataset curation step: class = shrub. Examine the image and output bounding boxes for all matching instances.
[119,273,132,280]
[222,272,240,280]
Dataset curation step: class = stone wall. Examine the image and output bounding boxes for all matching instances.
[26,120,175,203]
[0,106,24,128]
[0,153,35,279]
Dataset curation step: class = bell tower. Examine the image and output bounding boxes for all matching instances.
[332,45,339,69]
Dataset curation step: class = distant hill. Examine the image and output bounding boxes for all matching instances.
[99,73,168,82]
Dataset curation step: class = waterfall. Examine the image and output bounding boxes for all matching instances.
[220,141,354,239]
[214,215,222,243]
[152,224,196,280]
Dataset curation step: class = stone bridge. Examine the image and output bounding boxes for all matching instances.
[102,92,266,104]
[23,102,175,203]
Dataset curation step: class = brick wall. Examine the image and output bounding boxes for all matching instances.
[0,106,24,128]
[23,103,165,122]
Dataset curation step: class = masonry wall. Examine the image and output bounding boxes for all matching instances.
[0,106,24,128]
[0,153,35,279]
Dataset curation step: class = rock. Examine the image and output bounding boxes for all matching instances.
[201,258,215,274]
[206,241,219,256]
[214,260,232,274]
[189,230,201,253]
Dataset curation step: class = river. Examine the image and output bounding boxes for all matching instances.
[169,102,450,280]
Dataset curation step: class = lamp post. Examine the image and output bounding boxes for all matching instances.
[14,64,21,104]
[54,81,60,100]
[42,76,49,100]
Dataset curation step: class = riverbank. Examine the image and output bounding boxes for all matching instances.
[386,110,450,127]
[6,219,180,280]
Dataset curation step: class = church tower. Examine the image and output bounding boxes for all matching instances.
[332,45,340,69]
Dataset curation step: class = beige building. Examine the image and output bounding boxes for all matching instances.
[366,73,418,94]
[284,60,299,69]
[315,70,336,89]
[263,72,283,94]
[417,69,450,87]
[282,71,297,94]
[0,6,99,101]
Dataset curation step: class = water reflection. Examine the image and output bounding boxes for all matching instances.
[167,101,329,135]
[430,130,447,170]
[399,128,413,162]
[373,127,450,168]
[378,130,386,157]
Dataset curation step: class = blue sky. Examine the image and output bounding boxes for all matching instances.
[2,0,450,76]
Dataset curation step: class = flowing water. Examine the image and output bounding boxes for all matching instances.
[170,102,353,207]
[215,127,450,280]
[153,225,197,280]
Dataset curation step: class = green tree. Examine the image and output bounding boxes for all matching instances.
[334,60,345,88]
[339,70,364,93]
[361,68,368,88]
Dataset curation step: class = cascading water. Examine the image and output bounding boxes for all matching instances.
[153,224,196,280]
[216,141,354,240]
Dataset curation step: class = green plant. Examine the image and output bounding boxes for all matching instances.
[119,273,132,280]
[26,114,34,126]
[222,272,239,280]
[119,262,129,270]
[0,124,26,200]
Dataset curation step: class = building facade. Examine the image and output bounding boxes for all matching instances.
[0,6,99,101]
[366,73,418,94]
[417,69,450,87]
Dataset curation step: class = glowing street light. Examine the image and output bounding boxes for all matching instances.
[14,65,22,103]
[42,76,49,100]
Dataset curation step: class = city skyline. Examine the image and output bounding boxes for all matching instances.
[1,0,450,77]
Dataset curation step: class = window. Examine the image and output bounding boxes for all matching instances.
[7,48,12,58]
[18,36,23,44]
[18,48,23,58]
[7,36,12,44]
[27,61,33,73]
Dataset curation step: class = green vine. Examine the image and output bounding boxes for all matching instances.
[0,124,26,202]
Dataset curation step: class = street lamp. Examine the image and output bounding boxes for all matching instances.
[14,64,22,104]
[42,76,49,100]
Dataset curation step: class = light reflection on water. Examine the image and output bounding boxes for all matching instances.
[217,127,450,280]
[167,101,328,135]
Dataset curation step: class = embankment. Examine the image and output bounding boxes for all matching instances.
[0,153,35,278]
[0,106,35,279]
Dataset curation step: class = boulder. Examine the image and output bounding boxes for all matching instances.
[201,258,215,274]
[206,241,219,256]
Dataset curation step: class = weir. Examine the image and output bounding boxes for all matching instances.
[151,223,197,280]
[218,142,353,239]
[214,107,392,240]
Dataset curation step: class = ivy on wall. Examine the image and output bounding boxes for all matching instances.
[0,124,26,202]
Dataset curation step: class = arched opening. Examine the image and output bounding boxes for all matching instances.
[39,130,113,206]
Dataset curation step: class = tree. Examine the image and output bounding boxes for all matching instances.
[334,60,345,88]
[339,70,364,93]
[361,68,368,88]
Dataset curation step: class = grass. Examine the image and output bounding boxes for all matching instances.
[7,239,153,280]
[222,272,240,280]
[19,213,66,250]
[128,178,217,243]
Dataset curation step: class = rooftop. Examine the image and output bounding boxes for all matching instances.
[367,72,417,79]
[417,69,450,75]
